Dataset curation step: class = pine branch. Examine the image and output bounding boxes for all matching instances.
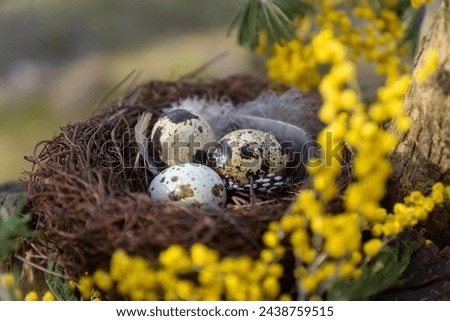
[228,0,312,49]
[327,242,416,300]
[401,5,427,59]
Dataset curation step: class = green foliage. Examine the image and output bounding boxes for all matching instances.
[45,262,79,301]
[229,0,446,56]
[228,0,311,49]
[327,242,416,300]
[0,193,38,265]
[400,4,427,58]
[401,1,449,61]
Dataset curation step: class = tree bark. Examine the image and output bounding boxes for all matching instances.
[388,7,450,247]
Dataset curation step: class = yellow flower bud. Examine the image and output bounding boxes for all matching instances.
[263,231,279,248]
[42,291,56,301]
[1,273,15,288]
[363,238,383,257]
[263,276,280,299]
[24,291,39,301]
[78,276,94,300]
[93,269,113,292]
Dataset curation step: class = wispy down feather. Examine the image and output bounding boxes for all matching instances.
[165,89,323,181]
[134,112,159,175]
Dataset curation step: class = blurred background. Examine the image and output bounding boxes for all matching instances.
[0,0,263,183]
[0,0,441,184]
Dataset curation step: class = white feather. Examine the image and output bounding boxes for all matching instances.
[135,112,159,175]
[236,88,323,138]
[165,89,322,139]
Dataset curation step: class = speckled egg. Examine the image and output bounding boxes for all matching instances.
[148,163,227,207]
[150,109,215,166]
[209,129,289,188]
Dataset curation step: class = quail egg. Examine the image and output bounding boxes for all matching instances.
[151,109,215,166]
[148,163,227,208]
[208,129,289,189]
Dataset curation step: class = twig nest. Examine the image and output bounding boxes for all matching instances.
[209,129,289,191]
[25,75,338,281]
[150,109,215,166]
[149,163,227,208]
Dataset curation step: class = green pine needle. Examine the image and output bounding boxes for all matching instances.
[400,5,427,59]
[327,241,416,300]
[228,0,312,49]
[45,261,80,301]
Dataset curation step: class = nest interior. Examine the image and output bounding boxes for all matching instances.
[26,75,339,279]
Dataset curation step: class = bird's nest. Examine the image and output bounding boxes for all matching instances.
[25,75,353,282]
